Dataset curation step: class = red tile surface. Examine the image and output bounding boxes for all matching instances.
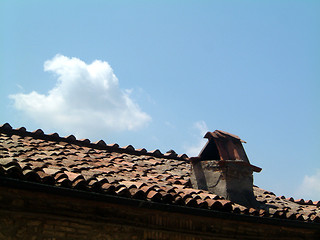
[0,123,319,223]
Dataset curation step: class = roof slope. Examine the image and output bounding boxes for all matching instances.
[0,123,319,224]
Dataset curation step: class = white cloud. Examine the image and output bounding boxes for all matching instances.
[10,54,151,137]
[184,120,209,157]
[296,169,320,200]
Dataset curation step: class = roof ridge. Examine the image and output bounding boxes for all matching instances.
[0,123,189,161]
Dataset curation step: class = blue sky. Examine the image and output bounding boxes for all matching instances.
[1,0,319,200]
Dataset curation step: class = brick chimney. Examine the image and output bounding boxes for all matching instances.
[190,130,261,207]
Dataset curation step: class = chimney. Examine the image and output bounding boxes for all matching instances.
[190,130,262,207]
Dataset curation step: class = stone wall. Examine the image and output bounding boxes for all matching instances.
[0,185,318,240]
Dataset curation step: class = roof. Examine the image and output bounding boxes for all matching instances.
[0,123,319,224]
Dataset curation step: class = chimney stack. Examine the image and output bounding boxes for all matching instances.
[190,130,261,207]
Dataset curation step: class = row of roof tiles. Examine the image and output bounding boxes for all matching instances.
[0,123,188,160]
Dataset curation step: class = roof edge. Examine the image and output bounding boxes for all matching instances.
[1,176,319,230]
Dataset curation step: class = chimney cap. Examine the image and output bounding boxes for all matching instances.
[198,129,261,172]
[205,130,247,143]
